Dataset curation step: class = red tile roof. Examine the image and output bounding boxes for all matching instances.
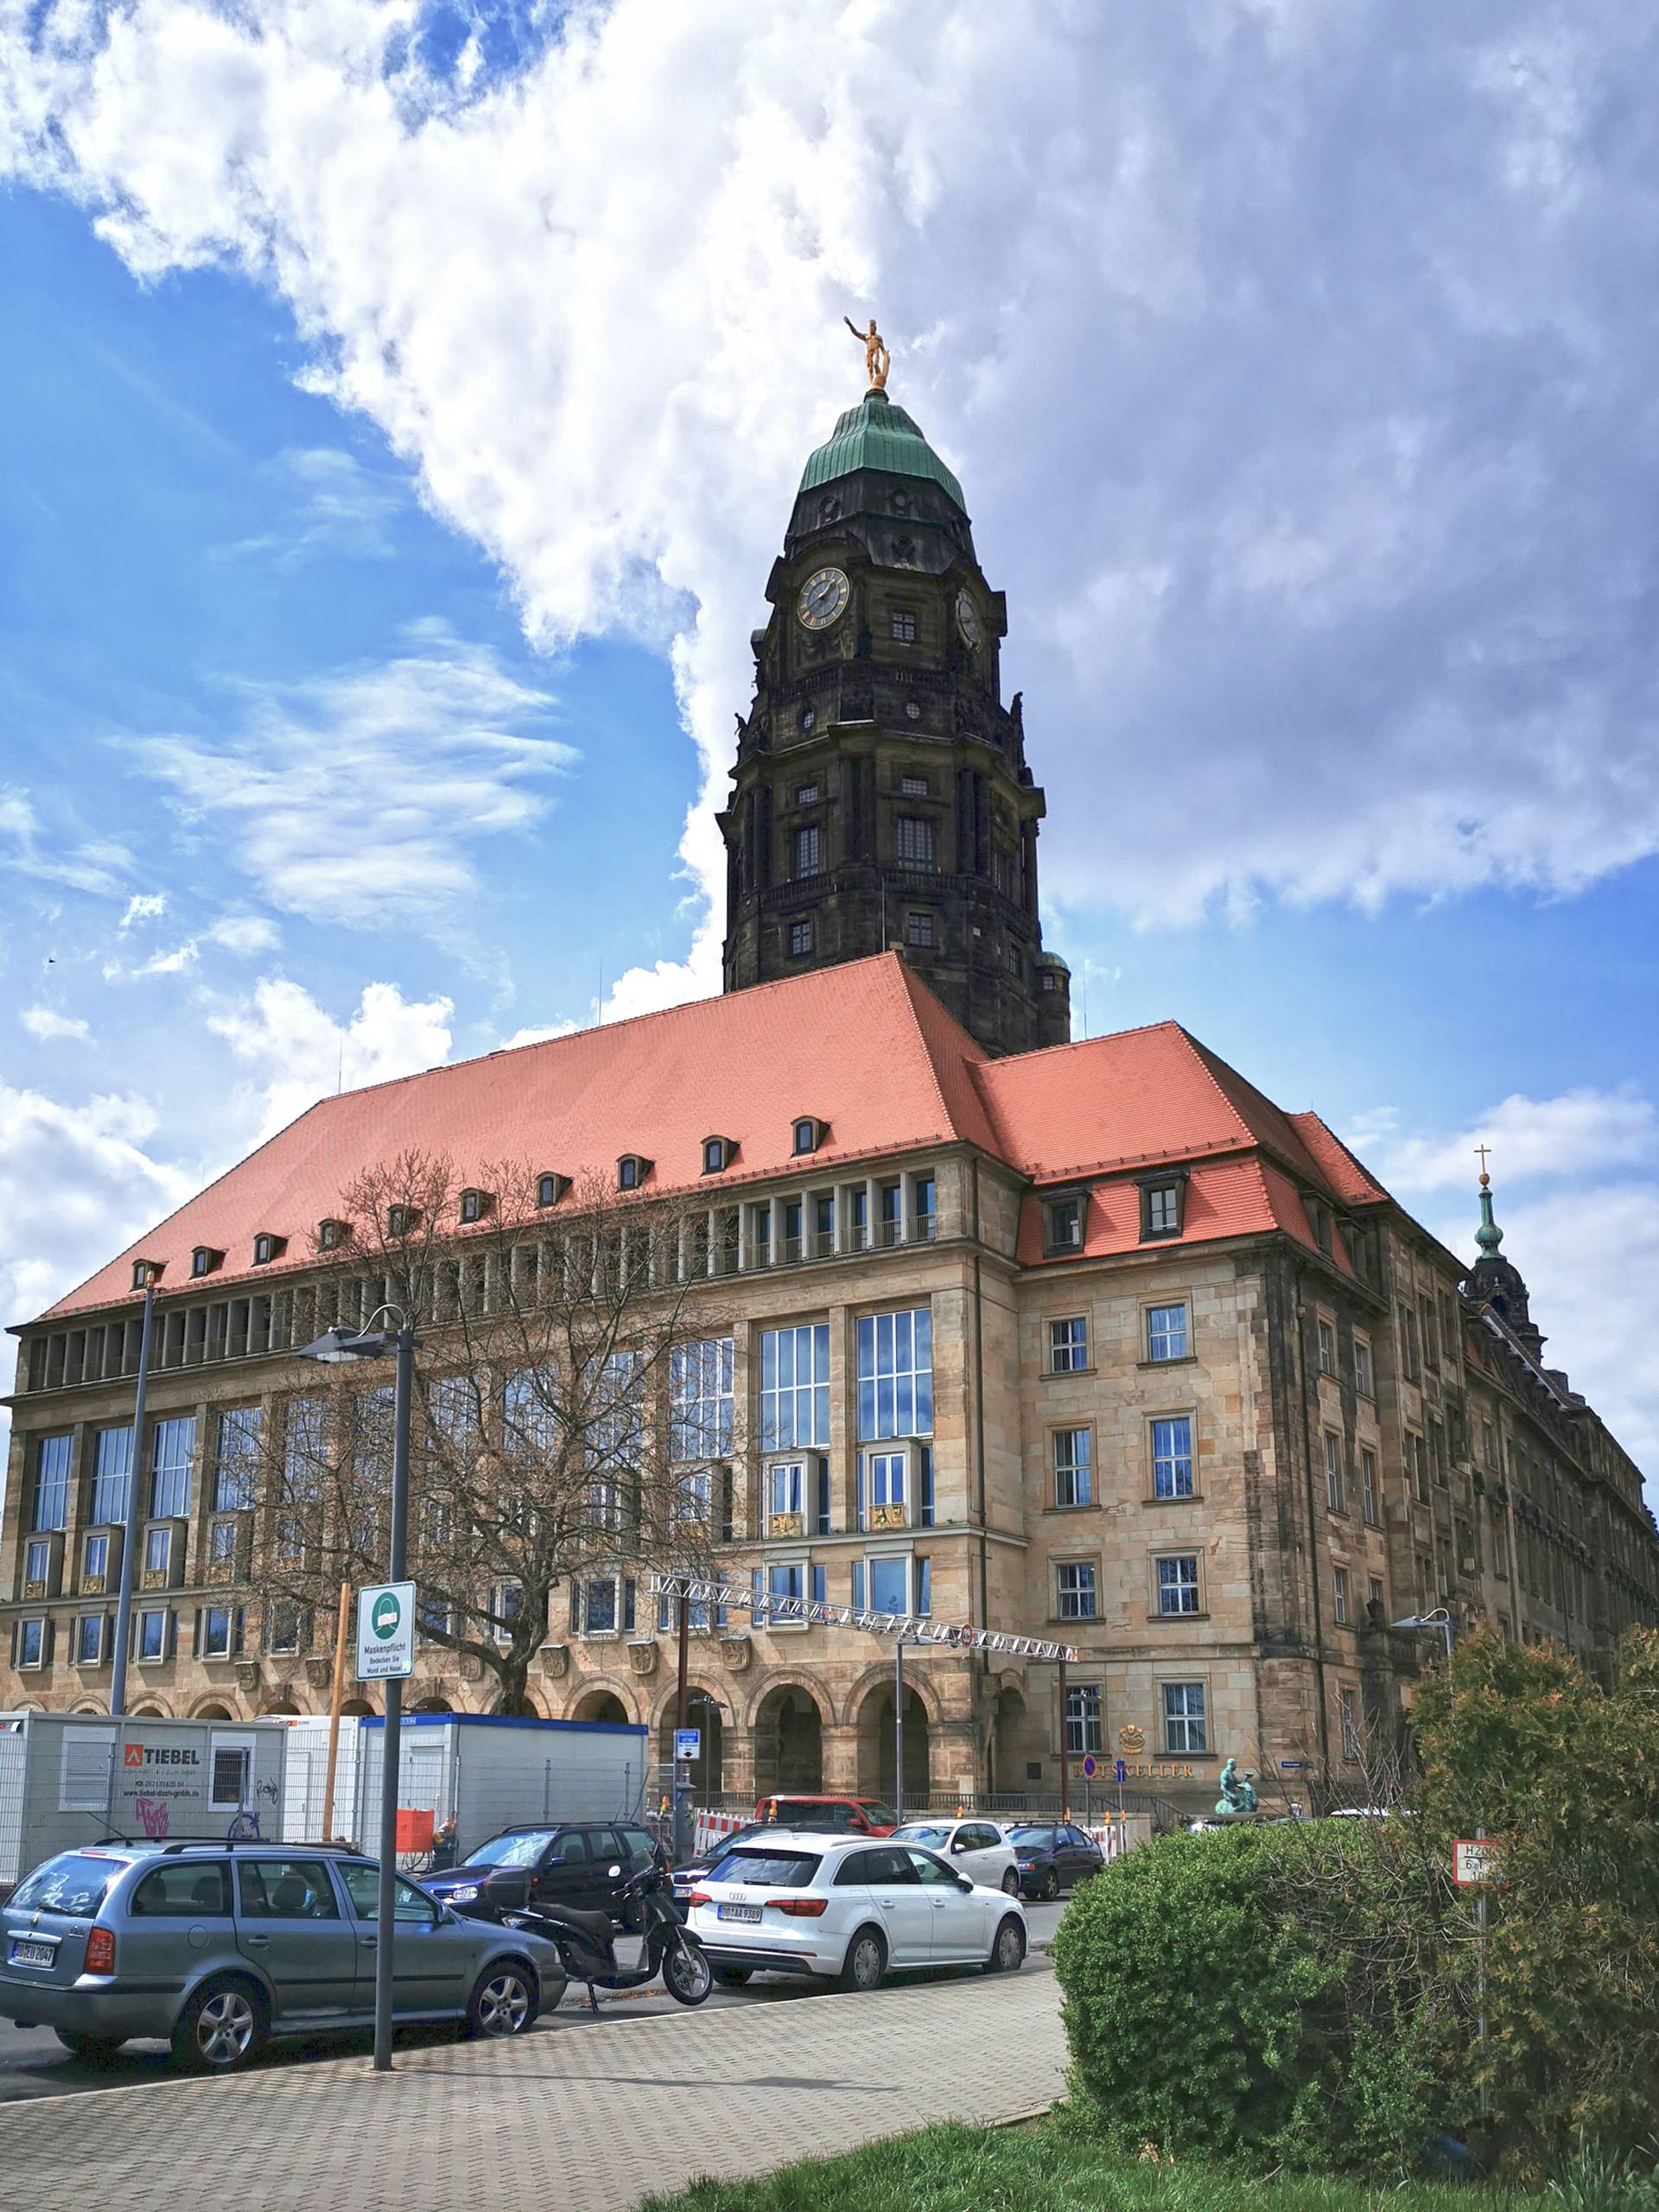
[31,955,1381,1324]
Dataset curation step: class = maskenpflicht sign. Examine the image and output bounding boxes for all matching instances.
[356,1582,416,1681]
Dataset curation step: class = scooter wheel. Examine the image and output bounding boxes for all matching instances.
[664,1939,714,2006]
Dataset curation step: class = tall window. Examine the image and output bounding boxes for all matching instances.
[759,1325,830,1451]
[1324,1432,1344,1514]
[894,816,935,869]
[793,823,823,879]
[1053,1429,1092,1509]
[1147,1305,1188,1363]
[1151,1416,1194,1499]
[1065,1685,1103,1756]
[1162,1681,1207,1753]
[857,1308,933,1440]
[1360,1446,1379,1525]
[1056,1561,1097,1619]
[31,1435,72,1533]
[149,1418,195,1519]
[1157,1554,1200,1616]
[89,1427,132,1526]
[214,1407,262,1511]
[671,1338,734,1461]
[1049,1317,1088,1372]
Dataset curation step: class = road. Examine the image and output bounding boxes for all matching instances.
[0,1898,1066,2103]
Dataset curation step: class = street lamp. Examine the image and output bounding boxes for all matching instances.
[1390,1608,1454,1661]
[298,1306,416,2075]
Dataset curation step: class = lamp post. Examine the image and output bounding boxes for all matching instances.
[1390,1608,1454,1662]
[109,1267,159,1719]
[299,1308,415,2075]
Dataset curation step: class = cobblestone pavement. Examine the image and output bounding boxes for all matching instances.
[0,1966,1066,2212]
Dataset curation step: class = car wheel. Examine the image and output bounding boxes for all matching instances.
[1001,1868,1020,1896]
[54,2029,125,2062]
[467,1961,537,2039]
[984,1916,1027,1975]
[710,1965,753,1988]
[1041,1866,1060,1901]
[837,1925,887,1993]
[171,1976,266,2075]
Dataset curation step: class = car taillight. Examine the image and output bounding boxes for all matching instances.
[84,1926,116,1975]
[686,1891,712,1908]
[769,1897,829,1918]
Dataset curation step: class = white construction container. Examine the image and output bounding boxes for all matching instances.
[312,1713,651,1860]
[0,1712,289,1889]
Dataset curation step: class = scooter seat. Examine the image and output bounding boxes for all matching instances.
[536,1904,616,1943]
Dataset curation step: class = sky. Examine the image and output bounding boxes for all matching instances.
[2,0,1658,1483]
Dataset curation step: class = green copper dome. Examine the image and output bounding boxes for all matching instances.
[798,388,965,510]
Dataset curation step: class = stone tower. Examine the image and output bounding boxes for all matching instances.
[718,377,1071,1057]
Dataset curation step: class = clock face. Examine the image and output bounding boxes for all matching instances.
[798,566,850,632]
[955,588,982,647]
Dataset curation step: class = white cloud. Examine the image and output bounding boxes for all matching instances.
[10,0,1659,974]
[118,890,167,931]
[205,913,281,956]
[126,630,575,936]
[19,1006,91,1043]
[207,976,454,1139]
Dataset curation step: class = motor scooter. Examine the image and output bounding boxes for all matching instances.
[504,1859,713,2011]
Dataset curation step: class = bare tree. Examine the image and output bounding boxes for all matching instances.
[239,1154,731,1716]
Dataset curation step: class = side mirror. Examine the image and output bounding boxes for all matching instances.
[607,1865,622,1878]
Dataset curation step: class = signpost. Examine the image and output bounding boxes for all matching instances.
[357,1582,416,1681]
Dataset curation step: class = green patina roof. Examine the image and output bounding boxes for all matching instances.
[798,388,965,510]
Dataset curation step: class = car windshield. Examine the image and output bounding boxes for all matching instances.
[707,1847,823,1889]
[1007,1827,1055,1848]
[892,1824,950,1847]
[10,1852,126,1916]
[464,1830,555,1869]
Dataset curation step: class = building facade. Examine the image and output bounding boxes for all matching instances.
[3,371,1655,1818]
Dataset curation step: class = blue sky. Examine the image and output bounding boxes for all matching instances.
[3,0,1658,1478]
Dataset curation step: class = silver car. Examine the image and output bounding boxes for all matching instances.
[0,1842,569,2072]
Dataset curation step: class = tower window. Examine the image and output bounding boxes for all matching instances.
[793,824,823,879]
[906,912,934,948]
[890,610,918,643]
[789,918,814,957]
[900,773,928,796]
[895,817,935,869]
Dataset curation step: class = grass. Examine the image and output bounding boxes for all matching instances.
[636,2119,1554,2212]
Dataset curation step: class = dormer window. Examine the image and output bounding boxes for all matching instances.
[251,1232,287,1267]
[1137,1170,1189,1241]
[535,1173,568,1209]
[792,1117,827,1156]
[190,1246,224,1280]
[385,1206,420,1239]
[317,1217,350,1253]
[1044,1195,1084,1254]
[459,1187,493,1225]
[130,1258,163,1291]
[702,1136,737,1175]
[617,1154,652,1192]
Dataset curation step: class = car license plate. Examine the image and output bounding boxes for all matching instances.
[717,1904,762,1923]
[8,1938,55,1969]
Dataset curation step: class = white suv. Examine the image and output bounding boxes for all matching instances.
[686,1830,1027,1993]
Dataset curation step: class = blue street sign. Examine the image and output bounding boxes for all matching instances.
[674,1729,701,1761]
[1081,1755,1097,1778]
[1114,1758,1128,1784]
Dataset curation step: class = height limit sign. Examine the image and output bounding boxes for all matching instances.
[357,1582,416,1681]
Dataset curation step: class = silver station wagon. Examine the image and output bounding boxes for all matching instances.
[0,1841,569,2071]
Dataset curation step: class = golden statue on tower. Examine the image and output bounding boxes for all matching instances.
[844,315,890,391]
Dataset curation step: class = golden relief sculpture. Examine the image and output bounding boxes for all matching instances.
[844,315,890,391]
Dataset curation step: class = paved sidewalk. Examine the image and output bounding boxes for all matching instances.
[0,1968,1066,2212]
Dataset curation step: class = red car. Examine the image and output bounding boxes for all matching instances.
[753,1794,898,1837]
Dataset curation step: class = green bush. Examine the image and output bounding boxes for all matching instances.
[1054,1630,1659,2179]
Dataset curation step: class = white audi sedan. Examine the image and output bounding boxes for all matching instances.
[686,1830,1027,1993]
[889,1817,1021,1894]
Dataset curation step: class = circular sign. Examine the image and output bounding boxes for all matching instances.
[371,1591,403,1641]
[1081,1755,1097,1778]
